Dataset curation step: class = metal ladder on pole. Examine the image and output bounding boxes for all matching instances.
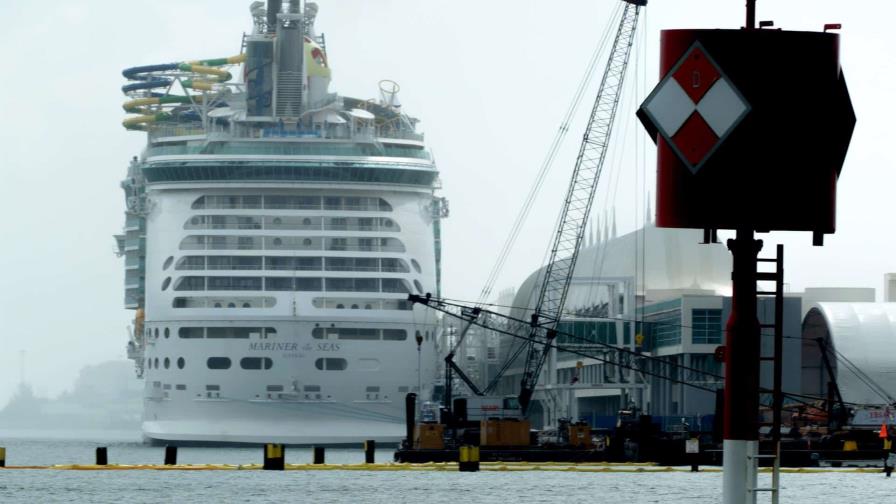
[750,244,784,503]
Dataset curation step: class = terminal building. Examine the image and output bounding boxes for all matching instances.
[467,224,890,430]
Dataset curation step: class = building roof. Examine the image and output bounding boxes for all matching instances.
[805,302,896,405]
[509,225,732,317]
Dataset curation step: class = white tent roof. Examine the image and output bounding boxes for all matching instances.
[807,302,896,405]
[510,225,733,316]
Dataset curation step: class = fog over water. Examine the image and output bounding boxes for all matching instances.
[2,0,895,411]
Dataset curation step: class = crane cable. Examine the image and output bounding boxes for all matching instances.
[474,2,624,306]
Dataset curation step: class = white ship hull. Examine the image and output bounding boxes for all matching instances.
[138,188,440,445]
[117,2,446,445]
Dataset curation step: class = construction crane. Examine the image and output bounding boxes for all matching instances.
[516,0,645,413]
[414,0,646,415]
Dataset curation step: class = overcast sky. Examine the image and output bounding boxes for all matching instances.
[0,0,893,407]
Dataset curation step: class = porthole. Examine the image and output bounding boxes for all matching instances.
[240,357,274,370]
[315,358,348,371]
[177,357,185,369]
[336,304,345,309]
[413,280,424,294]
[384,219,393,228]
[364,304,373,310]
[351,304,359,309]
[164,357,170,369]
[303,218,312,226]
[214,303,222,308]
[228,302,236,308]
[273,237,283,246]
[161,277,171,291]
[163,256,174,270]
[207,357,232,370]
[303,238,312,246]
[273,217,282,225]
[164,328,170,339]
[411,259,422,274]
[242,302,251,308]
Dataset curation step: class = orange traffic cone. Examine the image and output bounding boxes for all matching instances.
[880,423,889,439]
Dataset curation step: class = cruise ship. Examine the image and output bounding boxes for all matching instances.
[114,0,445,445]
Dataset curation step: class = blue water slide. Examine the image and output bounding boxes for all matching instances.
[121,63,180,94]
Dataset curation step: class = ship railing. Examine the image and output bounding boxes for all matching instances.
[376,128,424,142]
[149,125,206,140]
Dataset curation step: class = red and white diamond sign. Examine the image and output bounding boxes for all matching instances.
[639,42,750,173]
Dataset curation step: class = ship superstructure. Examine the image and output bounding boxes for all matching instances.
[114,0,445,444]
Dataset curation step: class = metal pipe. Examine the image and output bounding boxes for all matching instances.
[746,0,756,30]
[266,0,281,32]
[722,229,762,504]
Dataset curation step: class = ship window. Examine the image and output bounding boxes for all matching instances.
[154,328,159,338]
[295,278,323,291]
[381,279,411,293]
[164,358,170,369]
[178,327,204,339]
[207,357,232,370]
[365,304,373,310]
[175,384,186,390]
[411,259,422,274]
[398,386,409,393]
[266,385,284,392]
[176,256,206,270]
[240,357,274,370]
[154,357,159,368]
[174,276,205,291]
[413,280,424,294]
[205,385,220,391]
[302,238,312,246]
[242,302,251,308]
[177,357,185,369]
[315,358,347,371]
[382,329,407,341]
[336,304,345,309]
[206,276,263,291]
[351,304,359,309]
[162,277,171,291]
[214,303,222,308]
[163,256,174,270]
[273,238,282,246]
[366,386,380,393]
[265,277,293,291]
[359,359,381,371]
[303,218,312,226]
[164,328,170,338]
[207,327,253,339]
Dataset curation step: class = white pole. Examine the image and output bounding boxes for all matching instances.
[722,440,758,504]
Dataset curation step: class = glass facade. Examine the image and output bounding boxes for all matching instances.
[692,308,723,344]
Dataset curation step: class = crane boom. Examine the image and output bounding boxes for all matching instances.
[518,0,645,413]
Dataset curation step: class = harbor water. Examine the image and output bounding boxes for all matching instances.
[1,430,894,503]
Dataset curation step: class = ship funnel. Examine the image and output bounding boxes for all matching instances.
[274,0,305,117]
[266,0,282,32]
